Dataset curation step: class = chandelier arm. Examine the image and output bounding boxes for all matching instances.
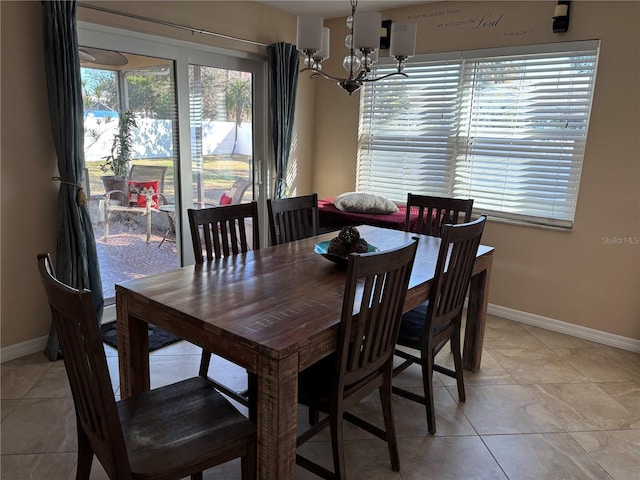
[361,71,409,83]
[300,67,351,83]
[300,69,408,86]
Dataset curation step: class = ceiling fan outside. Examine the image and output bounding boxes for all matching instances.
[79,47,128,66]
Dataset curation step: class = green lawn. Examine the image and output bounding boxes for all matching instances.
[85,154,251,200]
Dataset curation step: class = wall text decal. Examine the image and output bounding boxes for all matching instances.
[405,5,537,40]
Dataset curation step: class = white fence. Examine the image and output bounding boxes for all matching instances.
[84,115,252,161]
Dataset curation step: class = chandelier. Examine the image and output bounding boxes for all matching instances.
[296,0,417,95]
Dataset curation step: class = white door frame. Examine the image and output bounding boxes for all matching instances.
[78,22,269,268]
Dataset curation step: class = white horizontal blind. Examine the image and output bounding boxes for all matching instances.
[358,41,599,228]
[358,55,463,202]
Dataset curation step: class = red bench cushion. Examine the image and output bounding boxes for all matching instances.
[319,198,419,231]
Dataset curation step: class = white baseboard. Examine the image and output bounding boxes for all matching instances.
[1,335,49,363]
[103,304,117,323]
[2,304,638,363]
[0,305,117,363]
[488,304,640,353]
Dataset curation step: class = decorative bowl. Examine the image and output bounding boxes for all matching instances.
[314,241,380,266]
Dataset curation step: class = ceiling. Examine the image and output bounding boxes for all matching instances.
[257,1,432,19]
[80,1,435,68]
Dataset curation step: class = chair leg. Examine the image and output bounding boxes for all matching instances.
[379,375,400,472]
[199,350,212,377]
[330,407,346,480]
[145,208,152,245]
[241,437,257,480]
[247,372,258,422]
[308,407,320,425]
[190,473,203,480]
[75,424,94,480]
[422,350,437,435]
[103,205,110,242]
[451,331,466,402]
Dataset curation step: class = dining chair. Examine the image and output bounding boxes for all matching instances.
[267,193,319,245]
[296,239,419,480]
[187,202,260,409]
[405,193,474,237]
[37,253,256,480]
[392,215,487,434]
[188,201,260,262]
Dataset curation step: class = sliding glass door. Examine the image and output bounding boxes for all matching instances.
[81,49,179,304]
[179,50,267,264]
[78,23,267,307]
[189,65,253,208]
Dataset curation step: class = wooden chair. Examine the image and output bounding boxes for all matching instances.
[267,193,319,245]
[405,193,474,237]
[392,216,487,434]
[104,165,169,245]
[187,202,260,409]
[36,253,256,480]
[188,201,260,263]
[296,239,419,480]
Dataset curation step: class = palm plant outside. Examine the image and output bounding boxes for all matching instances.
[102,110,138,178]
[225,78,251,158]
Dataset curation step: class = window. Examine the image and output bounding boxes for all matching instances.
[358,41,599,228]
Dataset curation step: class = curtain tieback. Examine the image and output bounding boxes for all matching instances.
[52,176,87,206]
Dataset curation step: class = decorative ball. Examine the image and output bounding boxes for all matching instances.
[351,238,369,254]
[327,237,348,257]
[337,226,360,246]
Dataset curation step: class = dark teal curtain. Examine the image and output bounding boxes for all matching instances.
[42,0,104,360]
[267,43,299,199]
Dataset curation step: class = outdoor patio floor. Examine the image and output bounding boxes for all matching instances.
[92,217,178,302]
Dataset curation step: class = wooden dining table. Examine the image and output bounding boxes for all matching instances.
[116,224,494,480]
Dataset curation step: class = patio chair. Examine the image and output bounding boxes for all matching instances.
[103,165,169,245]
[37,253,256,480]
[227,178,250,204]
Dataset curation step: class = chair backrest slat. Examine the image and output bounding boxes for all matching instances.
[188,202,260,263]
[267,194,319,245]
[338,240,418,389]
[406,194,473,237]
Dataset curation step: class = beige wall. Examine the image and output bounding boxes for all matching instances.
[1,1,638,352]
[312,1,640,340]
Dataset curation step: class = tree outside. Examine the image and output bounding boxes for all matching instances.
[225,78,251,158]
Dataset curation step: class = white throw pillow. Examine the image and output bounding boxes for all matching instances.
[334,192,399,214]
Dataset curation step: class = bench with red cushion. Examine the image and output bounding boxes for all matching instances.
[318,198,420,232]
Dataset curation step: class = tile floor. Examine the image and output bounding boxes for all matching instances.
[2,315,639,479]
